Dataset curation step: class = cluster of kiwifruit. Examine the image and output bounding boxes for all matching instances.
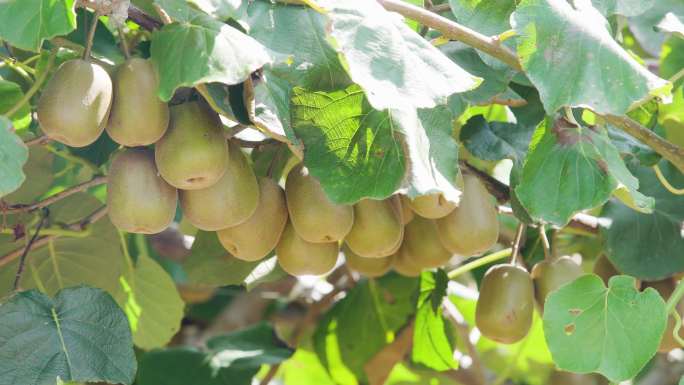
[36,56,501,278]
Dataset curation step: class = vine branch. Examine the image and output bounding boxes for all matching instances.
[13,208,49,291]
[3,176,107,214]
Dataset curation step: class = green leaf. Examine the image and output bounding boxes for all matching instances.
[515,117,653,226]
[0,80,31,130]
[0,287,136,385]
[412,270,456,371]
[151,0,271,101]
[0,0,77,51]
[591,0,655,17]
[320,0,481,110]
[182,231,261,287]
[291,85,462,204]
[68,131,119,167]
[0,116,28,198]
[656,11,684,37]
[189,0,247,20]
[314,273,419,383]
[138,322,291,385]
[460,115,535,161]
[511,0,670,115]
[627,1,684,56]
[543,275,666,382]
[602,161,684,280]
[3,147,54,205]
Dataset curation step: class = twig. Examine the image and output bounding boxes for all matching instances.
[233,138,280,149]
[5,48,57,118]
[510,223,526,265]
[4,176,107,214]
[128,4,163,30]
[23,135,51,146]
[13,208,49,291]
[259,365,280,385]
[538,224,551,260]
[460,161,509,203]
[153,4,173,24]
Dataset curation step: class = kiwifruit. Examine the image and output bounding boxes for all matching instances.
[345,196,403,258]
[398,195,415,225]
[402,216,452,269]
[285,164,353,242]
[642,279,684,352]
[180,142,259,231]
[344,245,392,278]
[436,174,498,256]
[176,284,216,304]
[593,255,619,285]
[37,59,112,147]
[107,148,177,234]
[531,256,583,311]
[155,101,228,190]
[106,58,169,146]
[408,193,457,219]
[217,177,288,261]
[475,263,534,344]
[548,371,608,385]
[391,245,423,277]
[276,222,339,276]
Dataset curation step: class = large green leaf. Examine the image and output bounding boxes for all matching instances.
[182,231,261,287]
[0,116,28,198]
[4,147,54,205]
[511,0,670,115]
[0,287,137,385]
[602,161,684,280]
[0,0,77,51]
[291,85,462,204]
[460,115,535,161]
[319,0,481,110]
[412,270,456,371]
[543,275,666,382]
[0,80,31,130]
[189,0,246,20]
[151,0,270,101]
[627,0,684,56]
[656,12,684,38]
[515,117,653,225]
[206,321,294,368]
[314,273,419,383]
[591,0,655,17]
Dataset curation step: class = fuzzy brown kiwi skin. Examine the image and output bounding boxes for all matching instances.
[345,196,404,259]
[106,58,169,146]
[401,216,452,269]
[107,148,178,234]
[407,193,457,219]
[344,245,392,278]
[37,59,113,147]
[276,222,339,276]
[531,256,583,312]
[475,263,534,344]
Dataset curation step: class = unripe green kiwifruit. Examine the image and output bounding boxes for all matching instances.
[398,195,415,225]
[642,279,684,352]
[408,193,457,219]
[593,255,619,285]
[436,174,498,256]
[402,216,452,269]
[37,59,112,147]
[345,196,403,258]
[155,101,228,190]
[180,142,259,231]
[106,58,169,146]
[107,148,177,234]
[217,177,288,261]
[548,371,608,385]
[285,164,353,242]
[391,245,423,277]
[276,222,339,276]
[344,245,392,278]
[475,264,534,344]
[531,256,583,312]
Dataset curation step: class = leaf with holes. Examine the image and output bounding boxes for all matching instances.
[0,0,77,51]
[0,287,136,385]
[511,0,670,114]
[543,275,666,382]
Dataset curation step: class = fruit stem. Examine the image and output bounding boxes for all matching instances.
[447,248,512,280]
[4,48,57,118]
[117,26,131,60]
[653,164,684,195]
[510,223,526,265]
[538,224,552,261]
[82,10,101,60]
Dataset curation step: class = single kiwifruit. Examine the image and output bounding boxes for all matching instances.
[391,245,423,277]
[436,174,498,256]
[180,142,259,231]
[285,164,353,242]
[106,58,169,146]
[217,177,288,262]
[107,148,177,234]
[475,264,534,344]
[593,255,620,285]
[344,245,392,278]
[548,371,608,385]
[531,256,583,311]
[398,195,415,225]
[402,216,452,269]
[155,101,228,190]
[408,193,457,219]
[276,222,339,276]
[176,284,216,304]
[345,196,403,258]
[642,279,684,352]
[37,59,112,147]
